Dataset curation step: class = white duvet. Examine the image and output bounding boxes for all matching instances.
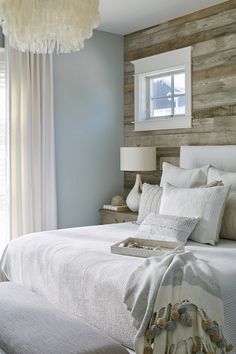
[0,222,236,351]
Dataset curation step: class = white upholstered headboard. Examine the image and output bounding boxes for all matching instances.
[180,145,236,172]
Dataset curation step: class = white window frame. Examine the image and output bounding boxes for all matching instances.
[132,47,192,131]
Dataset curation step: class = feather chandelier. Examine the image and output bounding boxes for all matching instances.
[0,0,100,54]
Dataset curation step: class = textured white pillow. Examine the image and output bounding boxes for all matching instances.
[208,167,236,190]
[137,183,162,224]
[160,162,209,188]
[136,213,199,244]
[159,184,230,245]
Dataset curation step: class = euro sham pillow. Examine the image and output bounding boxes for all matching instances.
[160,162,209,188]
[137,183,162,224]
[136,213,199,244]
[207,167,236,240]
[159,184,230,245]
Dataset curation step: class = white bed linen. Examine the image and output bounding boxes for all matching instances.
[0,223,236,352]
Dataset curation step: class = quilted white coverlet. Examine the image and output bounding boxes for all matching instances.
[0,223,236,351]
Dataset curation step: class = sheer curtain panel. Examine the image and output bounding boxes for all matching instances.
[0,48,9,252]
[7,43,57,239]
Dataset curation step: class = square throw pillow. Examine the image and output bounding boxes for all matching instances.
[136,213,199,244]
[159,184,230,245]
[137,183,163,224]
[207,167,236,190]
[160,162,209,188]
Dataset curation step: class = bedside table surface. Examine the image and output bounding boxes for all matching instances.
[99,209,138,225]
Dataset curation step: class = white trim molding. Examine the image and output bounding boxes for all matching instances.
[132,47,192,131]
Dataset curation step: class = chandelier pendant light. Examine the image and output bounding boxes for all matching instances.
[0,0,100,54]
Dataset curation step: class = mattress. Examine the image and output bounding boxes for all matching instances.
[0,222,236,352]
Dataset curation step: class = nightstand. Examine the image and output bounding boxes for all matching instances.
[100,209,138,225]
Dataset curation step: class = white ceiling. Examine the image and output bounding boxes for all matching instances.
[98,0,226,35]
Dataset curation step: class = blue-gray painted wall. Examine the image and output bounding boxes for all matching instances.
[54,30,124,229]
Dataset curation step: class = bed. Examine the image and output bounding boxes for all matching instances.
[1,145,236,353]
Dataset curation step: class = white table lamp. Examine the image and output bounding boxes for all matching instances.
[120,147,156,212]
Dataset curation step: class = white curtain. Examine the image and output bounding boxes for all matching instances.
[0,48,9,253]
[7,42,57,239]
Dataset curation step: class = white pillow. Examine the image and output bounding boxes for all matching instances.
[136,213,199,244]
[137,183,162,224]
[159,184,230,245]
[160,162,209,188]
[208,167,236,190]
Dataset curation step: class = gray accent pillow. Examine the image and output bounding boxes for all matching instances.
[208,167,236,240]
[160,162,209,188]
[159,184,230,245]
[137,183,163,224]
[221,192,236,241]
[136,213,199,244]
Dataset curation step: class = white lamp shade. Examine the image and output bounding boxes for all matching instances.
[120,147,156,172]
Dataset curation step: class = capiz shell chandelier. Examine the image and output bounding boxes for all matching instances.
[0,0,100,54]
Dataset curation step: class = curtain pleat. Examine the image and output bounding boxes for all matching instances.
[7,42,57,239]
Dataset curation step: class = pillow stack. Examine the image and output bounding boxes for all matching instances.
[137,162,231,245]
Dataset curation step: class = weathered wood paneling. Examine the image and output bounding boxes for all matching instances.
[124,1,236,188]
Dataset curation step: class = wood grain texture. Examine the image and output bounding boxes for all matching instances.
[124,1,236,188]
[100,209,137,224]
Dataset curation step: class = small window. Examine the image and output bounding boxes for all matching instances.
[132,47,192,131]
[147,71,185,118]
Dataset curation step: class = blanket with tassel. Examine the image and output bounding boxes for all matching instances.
[124,250,233,354]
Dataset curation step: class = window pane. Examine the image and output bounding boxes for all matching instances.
[174,73,185,94]
[174,95,185,115]
[150,76,172,98]
[150,98,172,117]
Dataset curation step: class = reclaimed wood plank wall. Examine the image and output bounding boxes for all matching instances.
[124,0,236,189]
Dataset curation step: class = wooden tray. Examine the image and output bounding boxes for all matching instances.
[111,237,184,258]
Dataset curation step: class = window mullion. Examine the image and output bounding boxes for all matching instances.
[146,76,151,118]
[171,74,174,117]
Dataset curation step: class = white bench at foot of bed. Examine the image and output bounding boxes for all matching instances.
[0,282,129,354]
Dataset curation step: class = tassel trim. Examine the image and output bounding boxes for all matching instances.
[143,301,233,354]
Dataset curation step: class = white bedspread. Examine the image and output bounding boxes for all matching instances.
[0,223,236,351]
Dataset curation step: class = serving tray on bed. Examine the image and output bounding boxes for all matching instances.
[111,237,184,258]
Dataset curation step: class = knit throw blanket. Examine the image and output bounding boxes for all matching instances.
[124,250,233,354]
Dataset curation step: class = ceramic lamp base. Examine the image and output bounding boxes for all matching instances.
[126,174,142,212]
